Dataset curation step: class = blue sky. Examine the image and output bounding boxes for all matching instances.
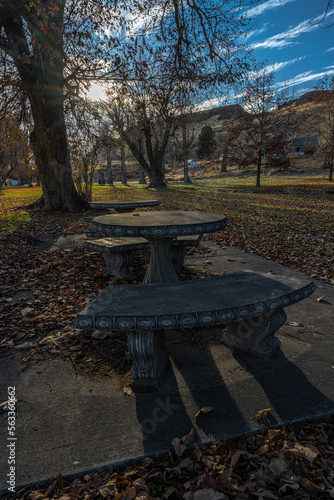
[87,0,334,102]
[249,0,334,95]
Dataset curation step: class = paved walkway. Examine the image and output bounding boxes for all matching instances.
[1,237,334,494]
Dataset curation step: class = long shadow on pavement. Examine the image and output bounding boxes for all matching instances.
[233,350,334,426]
[135,342,252,454]
[135,360,196,454]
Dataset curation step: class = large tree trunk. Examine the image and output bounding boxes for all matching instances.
[106,148,114,185]
[29,107,89,212]
[118,125,167,188]
[1,2,89,213]
[120,144,127,185]
[139,167,147,184]
[183,158,190,184]
[221,147,228,173]
[148,163,167,188]
[324,152,333,181]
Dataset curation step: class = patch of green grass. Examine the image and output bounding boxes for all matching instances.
[1,179,333,282]
[0,186,41,234]
[0,210,31,232]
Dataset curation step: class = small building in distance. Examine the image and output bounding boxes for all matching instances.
[292,136,321,156]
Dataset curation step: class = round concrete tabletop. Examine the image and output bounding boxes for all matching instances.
[90,211,228,238]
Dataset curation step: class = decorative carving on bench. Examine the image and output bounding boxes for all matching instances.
[223,308,287,357]
[102,252,133,280]
[75,271,316,388]
[127,330,168,387]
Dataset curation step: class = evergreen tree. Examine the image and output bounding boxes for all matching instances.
[196,126,216,159]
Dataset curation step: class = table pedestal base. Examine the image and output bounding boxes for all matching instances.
[127,330,169,388]
[222,308,286,358]
[143,238,179,284]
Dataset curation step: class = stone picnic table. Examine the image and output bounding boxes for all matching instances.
[78,211,316,388]
[90,200,159,213]
[90,211,228,283]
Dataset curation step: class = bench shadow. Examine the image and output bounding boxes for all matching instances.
[134,360,197,454]
[135,332,252,454]
[135,335,334,454]
[168,336,252,439]
[232,350,334,425]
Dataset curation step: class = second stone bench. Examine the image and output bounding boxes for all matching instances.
[85,235,203,279]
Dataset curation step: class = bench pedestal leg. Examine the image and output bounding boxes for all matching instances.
[222,308,287,358]
[127,330,169,388]
[102,251,133,280]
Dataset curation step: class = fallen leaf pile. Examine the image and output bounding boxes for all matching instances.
[161,186,334,284]
[4,419,334,499]
[1,182,334,282]
[0,228,215,369]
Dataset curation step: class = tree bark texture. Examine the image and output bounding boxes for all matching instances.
[256,150,262,187]
[106,148,114,185]
[120,144,127,185]
[1,2,89,212]
[221,147,228,173]
[139,167,147,184]
[29,107,89,212]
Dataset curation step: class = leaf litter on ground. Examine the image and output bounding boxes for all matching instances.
[4,419,334,499]
[1,184,334,499]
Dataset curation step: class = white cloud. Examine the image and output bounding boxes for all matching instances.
[312,9,334,25]
[247,0,295,18]
[265,56,306,73]
[245,23,270,39]
[276,69,334,89]
[251,18,314,50]
[194,96,229,111]
[252,9,334,51]
[325,47,334,53]
[294,87,312,96]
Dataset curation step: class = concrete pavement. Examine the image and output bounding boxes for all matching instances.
[1,237,333,495]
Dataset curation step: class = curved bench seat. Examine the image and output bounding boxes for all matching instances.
[75,271,316,387]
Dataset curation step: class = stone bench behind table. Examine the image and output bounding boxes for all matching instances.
[89,200,160,212]
[75,271,316,388]
[85,235,203,279]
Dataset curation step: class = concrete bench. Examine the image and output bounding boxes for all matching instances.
[85,235,203,279]
[75,271,316,388]
[90,200,159,213]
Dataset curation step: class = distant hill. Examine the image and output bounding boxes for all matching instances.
[190,104,245,123]
[185,90,329,142]
[281,90,319,108]
[189,91,322,127]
